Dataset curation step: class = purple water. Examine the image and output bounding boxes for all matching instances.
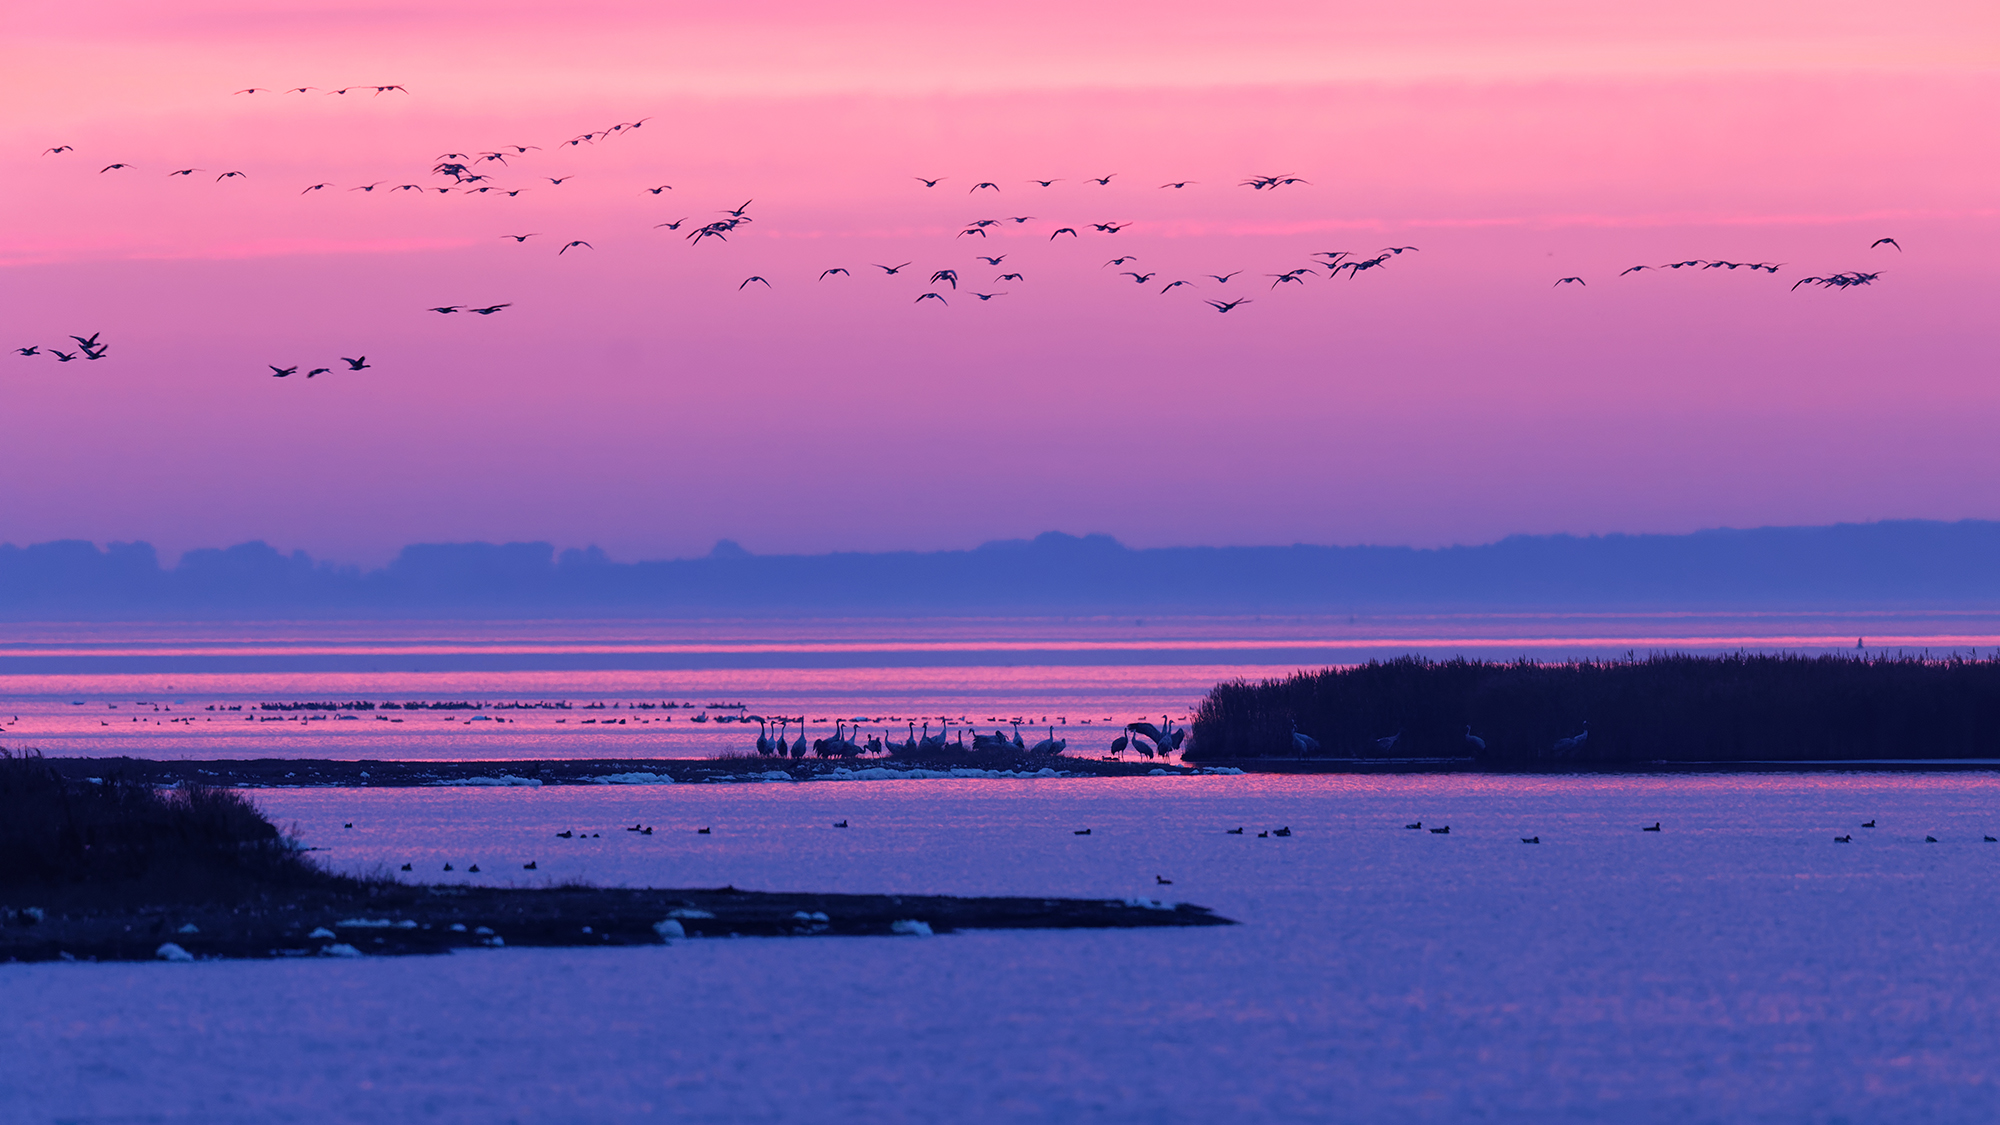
[8,772,2000,1122]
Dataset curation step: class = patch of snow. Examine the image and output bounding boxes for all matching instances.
[176,923,199,934]
[475,926,494,935]
[667,908,716,919]
[483,936,505,947]
[653,919,686,940]
[1148,769,1171,775]
[593,772,674,785]
[1120,898,1176,911]
[425,775,543,787]
[1200,767,1247,775]
[791,911,830,923]
[336,918,395,929]
[320,943,363,958]
[154,943,194,962]
[890,919,933,936]
[449,923,467,933]
[307,927,336,939]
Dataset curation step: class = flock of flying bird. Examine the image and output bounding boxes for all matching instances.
[23,86,1901,376]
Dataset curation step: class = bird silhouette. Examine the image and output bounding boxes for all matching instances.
[1120,271,1155,284]
[351,182,385,192]
[1207,272,1241,283]
[1381,246,1419,254]
[930,269,959,289]
[997,272,1024,281]
[427,306,460,314]
[1554,276,1586,287]
[546,176,572,185]
[1092,222,1130,233]
[1160,280,1193,293]
[819,268,850,279]
[300,182,333,193]
[914,292,948,305]
[1871,237,1901,251]
[215,171,247,181]
[739,276,770,289]
[1027,178,1060,187]
[976,256,1006,265]
[970,182,1000,192]
[1050,227,1078,239]
[99,164,133,173]
[1105,257,1138,267]
[15,346,39,356]
[501,233,539,242]
[1206,298,1250,312]
[51,351,78,362]
[70,333,101,349]
[558,240,592,254]
[341,357,370,370]
[1088,174,1116,185]
[971,292,1007,301]
[914,177,944,187]
[468,304,510,314]
[305,367,329,378]
[167,169,201,177]
[1620,265,1653,275]
[232,88,269,95]
[269,365,297,377]
[1159,181,1196,189]
[873,262,912,274]
[42,146,74,155]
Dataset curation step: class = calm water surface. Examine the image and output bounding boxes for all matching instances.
[9,772,2000,1123]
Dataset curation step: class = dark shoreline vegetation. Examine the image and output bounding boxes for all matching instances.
[0,751,1231,963]
[1189,654,2000,764]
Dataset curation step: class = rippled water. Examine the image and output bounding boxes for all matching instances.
[9,772,2000,1123]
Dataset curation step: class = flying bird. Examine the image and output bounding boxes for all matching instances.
[1872,237,1901,251]
[232,88,269,95]
[997,272,1023,281]
[341,357,370,370]
[819,268,850,279]
[1050,227,1078,239]
[739,276,770,289]
[914,292,948,305]
[351,182,385,192]
[269,365,297,377]
[1027,178,1060,187]
[1381,246,1419,255]
[215,171,247,180]
[1120,271,1155,284]
[42,146,74,155]
[1160,280,1193,293]
[167,168,201,176]
[51,351,78,362]
[427,306,461,314]
[654,218,687,230]
[1206,298,1250,312]
[970,182,1000,192]
[284,87,314,93]
[300,183,332,193]
[958,227,988,238]
[99,163,133,173]
[1208,272,1241,283]
[1091,222,1129,233]
[501,233,540,242]
[1006,216,1035,223]
[546,176,572,185]
[1620,265,1653,275]
[468,304,510,314]
[971,292,1007,300]
[1159,181,1196,189]
[873,262,911,274]
[15,346,39,356]
[305,367,330,378]
[722,200,753,217]
[370,85,408,94]
[976,256,1006,265]
[1554,276,1586,286]
[1104,257,1137,267]
[914,177,944,187]
[558,240,592,254]
[930,269,959,289]
[644,185,672,194]
[1087,174,1116,185]
[70,333,101,349]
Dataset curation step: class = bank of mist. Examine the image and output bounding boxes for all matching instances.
[5,520,2000,619]
[1189,654,2000,764]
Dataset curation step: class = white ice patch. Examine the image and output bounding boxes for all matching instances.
[425,775,543,787]
[653,919,686,939]
[667,908,715,919]
[1199,767,1246,775]
[154,942,194,962]
[307,927,336,939]
[792,911,830,923]
[320,943,364,958]
[176,923,199,934]
[1119,898,1177,911]
[818,766,1070,782]
[593,772,675,785]
[335,918,407,929]
[890,919,933,936]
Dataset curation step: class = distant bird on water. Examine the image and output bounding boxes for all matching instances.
[1464,726,1486,752]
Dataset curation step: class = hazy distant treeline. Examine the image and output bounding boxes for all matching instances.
[4,520,2000,619]
[1189,654,2000,763]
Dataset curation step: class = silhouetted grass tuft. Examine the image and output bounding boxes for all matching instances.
[1188,653,2000,764]
[0,748,336,903]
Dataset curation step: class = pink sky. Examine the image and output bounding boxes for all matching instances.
[1,0,1996,565]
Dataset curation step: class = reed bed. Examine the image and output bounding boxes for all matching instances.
[1188,653,2000,764]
